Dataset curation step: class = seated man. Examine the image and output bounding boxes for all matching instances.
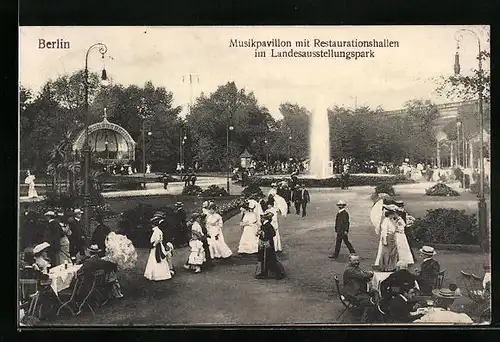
[380,261,419,301]
[386,285,425,323]
[342,255,376,322]
[414,246,440,295]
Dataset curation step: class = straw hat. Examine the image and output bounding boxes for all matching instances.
[74,208,83,214]
[432,288,460,299]
[87,244,102,254]
[337,200,347,207]
[382,204,400,212]
[44,211,56,217]
[33,242,50,254]
[419,246,437,257]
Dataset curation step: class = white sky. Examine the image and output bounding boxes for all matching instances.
[19,25,489,118]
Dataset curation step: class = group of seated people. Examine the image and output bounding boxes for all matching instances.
[342,245,444,323]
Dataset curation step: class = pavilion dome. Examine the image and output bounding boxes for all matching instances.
[72,109,136,163]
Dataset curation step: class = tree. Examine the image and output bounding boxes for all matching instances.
[277,102,310,161]
[186,82,274,171]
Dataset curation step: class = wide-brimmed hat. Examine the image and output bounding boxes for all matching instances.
[270,182,277,187]
[395,200,405,207]
[87,244,102,254]
[337,200,347,206]
[261,212,273,220]
[382,204,400,212]
[74,208,83,214]
[44,211,56,217]
[432,288,460,299]
[419,246,436,256]
[190,212,201,220]
[33,242,50,254]
[175,202,184,207]
[202,201,209,208]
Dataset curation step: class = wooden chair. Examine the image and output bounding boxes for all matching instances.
[76,269,107,316]
[435,269,445,289]
[334,275,359,321]
[19,279,38,304]
[460,271,487,303]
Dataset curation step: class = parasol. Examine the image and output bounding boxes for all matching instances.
[370,198,384,235]
[104,232,138,271]
[248,199,264,218]
[24,175,35,184]
[273,194,288,217]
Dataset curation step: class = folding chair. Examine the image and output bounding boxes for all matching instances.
[460,271,489,318]
[56,271,84,317]
[19,279,38,305]
[77,269,107,316]
[334,275,359,321]
[435,269,446,289]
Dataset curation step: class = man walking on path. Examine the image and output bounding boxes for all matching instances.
[292,183,310,217]
[329,200,356,259]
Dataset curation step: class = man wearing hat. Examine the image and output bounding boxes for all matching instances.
[342,254,375,322]
[68,208,85,259]
[43,210,61,266]
[174,202,188,247]
[291,183,310,217]
[415,246,440,295]
[330,200,356,259]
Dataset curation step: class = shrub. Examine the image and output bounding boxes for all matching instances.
[242,183,264,198]
[406,208,478,245]
[425,183,460,196]
[44,191,80,209]
[182,184,203,196]
[246,174,414,188]
[374,183,396,196]
[202,185,229,197]
[114,180,143,190]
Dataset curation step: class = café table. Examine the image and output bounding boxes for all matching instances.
[48,263,82,296]
[412,307,473,324]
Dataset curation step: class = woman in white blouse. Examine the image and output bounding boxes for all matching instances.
[237,202,259,255]
[205,203,232,260]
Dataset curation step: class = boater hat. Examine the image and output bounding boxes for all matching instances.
[33,242,50,254]
[337,200,347,206]
[432,288,460,299]
[87,244,102,254]
[419,246,436,256]
[382,204,400,212]
[44,211,56,217]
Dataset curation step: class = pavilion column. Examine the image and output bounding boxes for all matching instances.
[450,143,454,167]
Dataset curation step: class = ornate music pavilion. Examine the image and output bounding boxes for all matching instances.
[72,109,136,165]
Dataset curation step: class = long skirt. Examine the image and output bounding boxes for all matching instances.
[238,226,259,254]
[56,237,71,266]
[208,233,232,259]
[144,248,172,281]
[395,232,414,265]
[273,228,282,252]
[374,233,398,271]
[28,183,38,198]
[257,246,285,279]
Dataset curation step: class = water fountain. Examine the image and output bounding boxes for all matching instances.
[308,95,333,179]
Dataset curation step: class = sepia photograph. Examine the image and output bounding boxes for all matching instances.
[18,25,490,327]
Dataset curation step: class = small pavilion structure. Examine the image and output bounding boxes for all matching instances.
[72,108,136,165]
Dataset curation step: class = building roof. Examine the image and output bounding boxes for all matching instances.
[239,149,252,158]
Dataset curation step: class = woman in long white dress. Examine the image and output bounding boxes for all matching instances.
[205,203,232,259]
[393,209,415,266]
[237,203,259,254]
[144,222,172,281]
[265,197,282,252]
[374,205,399,271]
[24,171,38,198]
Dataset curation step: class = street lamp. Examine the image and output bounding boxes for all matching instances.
[83,42,108,237]
[137,98,151,188]
[182,135,187,169]
[454,28,488,252]
[456,120,466,189]
[264,138,269,166]
[226,125,234,194]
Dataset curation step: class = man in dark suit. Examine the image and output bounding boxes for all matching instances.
[291,183,310,217]
[68,209,86,259]
[330,200,356,259]
[380,261,419,300]
[342,255,376,321]
[415,246,440,295]
[386,286,424,323]
[43,210,61,266]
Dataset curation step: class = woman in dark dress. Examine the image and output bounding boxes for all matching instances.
[255,212,285,280]
[91,214,111,258]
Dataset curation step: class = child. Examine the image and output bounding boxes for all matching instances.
[184,234,206,273]
[165,242,175,276]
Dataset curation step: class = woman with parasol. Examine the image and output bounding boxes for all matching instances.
[24,170,37,198]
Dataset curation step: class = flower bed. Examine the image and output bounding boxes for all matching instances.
[406,208,478,245]
[246,174,414,188]
[425,183,460,196]
[201,185,229,197]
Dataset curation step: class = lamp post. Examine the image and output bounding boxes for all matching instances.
[226,125,234,194]
[288,135,292,164]
[454,28,488,252]
[83,42,108,237]
[137,97,150,188]
[182,135,187,168]
[264,138,269,166]
[456,120,465,189]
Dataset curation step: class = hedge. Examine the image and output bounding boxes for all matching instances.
[406,208,479,245]
[246,174,414,188]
